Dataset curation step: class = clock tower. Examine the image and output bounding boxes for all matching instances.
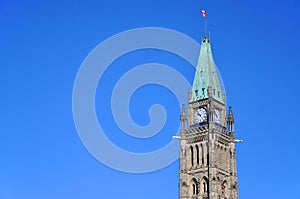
[179,35,239,199]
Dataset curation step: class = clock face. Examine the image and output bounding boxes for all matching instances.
[194,108,207,123]
[214,109,221,123]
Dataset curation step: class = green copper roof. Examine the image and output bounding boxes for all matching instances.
[190,36,225,104]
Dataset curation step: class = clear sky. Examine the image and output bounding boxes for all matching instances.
[1,0,300,199]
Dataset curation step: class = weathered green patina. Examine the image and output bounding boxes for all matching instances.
[190,36,225,104]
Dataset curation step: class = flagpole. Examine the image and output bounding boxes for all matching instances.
[200,10,207,36]
[205,18,207,36]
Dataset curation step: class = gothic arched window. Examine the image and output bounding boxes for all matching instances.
[199,176,208,194]
[203,182,207,193]
[192,183,196,195]
[222,181,228,197]
[191,178,198,195]
[190,146,194,167]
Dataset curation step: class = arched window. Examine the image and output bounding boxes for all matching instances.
[191,179,198,195]
[220,146,223,167]
[192,183,196,195]
[201,177,208,194]
[201,144,204,165]
[190,146,194,167]
[196,145,199,165]
[203,176,208,193]
[222,181,228,197]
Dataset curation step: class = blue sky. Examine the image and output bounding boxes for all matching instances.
[1,0,300,199]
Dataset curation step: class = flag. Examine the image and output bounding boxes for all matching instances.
[200,9,207,18]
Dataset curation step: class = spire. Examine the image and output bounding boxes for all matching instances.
[180,104,187,120]
[227,106,234,123]
[190,36,225,104]
[227,106,234,132]
[180,104,187,130]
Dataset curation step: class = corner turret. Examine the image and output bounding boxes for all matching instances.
[227,106,235,132]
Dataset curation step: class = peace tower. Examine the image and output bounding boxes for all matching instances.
[178,35,239,199]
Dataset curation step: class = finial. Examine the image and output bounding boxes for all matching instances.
[180,104,187,130]
[181,104,186,116]
[180,104,187,121]
[207,86,212,98]
[227,106,235,132]
[228,106,234,121]
[188,91,192,101]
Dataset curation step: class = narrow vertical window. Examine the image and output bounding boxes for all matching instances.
[190,146,194,167]
[196,145,199,165]
[203,182,207,193]
[192,183,196,195]
[206,143,209,166]
[201,144,204,165]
